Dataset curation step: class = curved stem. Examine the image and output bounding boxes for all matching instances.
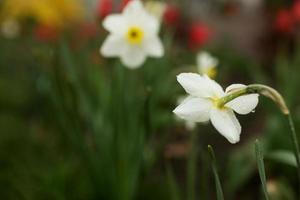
[218,84,289,115]
[217,84,300,190]
[287,114,300,192]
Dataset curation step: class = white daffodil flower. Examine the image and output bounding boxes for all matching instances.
[173,73,259,144]
[197,51,218,79]
[100,0,164,69]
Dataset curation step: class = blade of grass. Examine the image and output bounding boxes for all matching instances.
[200,151,210,200]
[208,145,224,200]
[166,163,181,200]
[287,114,300,188]
[187,130,197,200]
[255,139,269,200]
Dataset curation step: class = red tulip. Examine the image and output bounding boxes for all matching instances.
[163,4,180,27]
[274,9,295,34]
[188,23,213,50]
[292,1,300,23]
[77,22,98,39]
[120,0,132,11]
[97,0,113,19]
[34,24,58,42]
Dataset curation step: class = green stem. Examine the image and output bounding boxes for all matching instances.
[255,140,270,200]
[287,114,300,192]
[187,130,197,200]
[167,163,181,200]
[218,83,300,189]
[208,145,224,200]
[217,84,289,115]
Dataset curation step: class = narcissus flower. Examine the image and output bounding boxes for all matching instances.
[196,51,218,79]
[173,73,259,144]
[100,0,164,68]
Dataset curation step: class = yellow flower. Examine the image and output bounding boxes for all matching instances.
[1,0,85,28]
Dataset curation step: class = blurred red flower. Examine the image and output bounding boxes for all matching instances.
[120,0,132,11]
[274,9,295,34]
[97,0,113,19]
[292,1,300,22]
[34,24,58,42]
[77,22,98,39]
[163,4,180,27]
[188,23,213,50]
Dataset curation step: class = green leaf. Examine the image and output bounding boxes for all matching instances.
[255,139,269,200]
[266,150,297,167]
[187,131,197,200]
[208,145,224,200]
[166,164,181,200]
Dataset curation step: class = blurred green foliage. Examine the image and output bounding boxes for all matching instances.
[1,3,300,200]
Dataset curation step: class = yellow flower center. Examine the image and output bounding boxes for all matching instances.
[211,97,225,110]
[126,26,144,45]
[205,67,217,79]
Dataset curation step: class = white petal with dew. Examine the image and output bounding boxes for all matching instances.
[173,96,212,123]
[225,94,259,115]
[210,108,241,144]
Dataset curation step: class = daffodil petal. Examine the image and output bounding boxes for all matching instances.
[103,14,127,34]
[142,14,160,34]
[123,0,160,34]
[203,75,224,96]
[144,36,164,57]
[210,108,241,144]
[120,46,146,68]
[173,96,212,122]
[177,73,224,98]
[197,51,218,71]
[123,0,144,15]
[225,84,246,93]
[100,35,125,57]
[225,94,259,115]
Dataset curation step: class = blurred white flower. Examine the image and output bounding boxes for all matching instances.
[1,19,20,39]
[176,96,197,131]
[100,0,164,69]
[173,73,259,144]
[197,51,218,79]
[144,1,166,21]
